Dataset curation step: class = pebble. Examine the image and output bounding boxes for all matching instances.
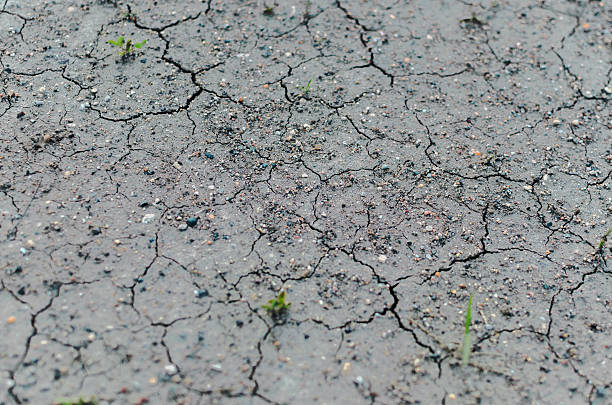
[142,213,156,224]
[552,118,561,126]
[178,223,188,231]
[604,87,612,95]
[164,364,177,375]
[378,254,387,263]
[186,217,198,227]
[7,316,15,324]
[571,119,580,127]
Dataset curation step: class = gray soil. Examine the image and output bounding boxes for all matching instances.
[0,0,610,404]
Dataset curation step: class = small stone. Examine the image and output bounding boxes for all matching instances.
[449,393,456,400]
[7,316,15,324]
[164,364,177,375]
[142,213,156,224]
[604,87,612,95]
[552,118,561,126]
[378,254,387,263]
[186,217,198,227]
[571,119,580,127]
[194,289,209,298]
[148,377,157,385]
[178,223,188,231]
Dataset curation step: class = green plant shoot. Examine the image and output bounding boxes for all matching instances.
[107,36,146,57]
[261,290,291,316]
[597,229,610,252]
[297,78,313,95]
[107,36,124,47]
[461,294,473,366]
[54,397,98,405]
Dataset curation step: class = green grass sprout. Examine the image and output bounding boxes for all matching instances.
[261,290,291,320]
[54,397,98,405]
[461,294,473,366]
[597,229,611,252]
[263,5,275,16]
[107,36,146,58]
[297,78,313,95]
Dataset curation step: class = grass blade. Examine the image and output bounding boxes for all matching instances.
[107,36,124,46]
[462,294,473,366]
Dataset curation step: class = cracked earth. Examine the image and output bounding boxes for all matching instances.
[0,0,610,404]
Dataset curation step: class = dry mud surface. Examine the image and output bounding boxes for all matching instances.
[0,0,611,404]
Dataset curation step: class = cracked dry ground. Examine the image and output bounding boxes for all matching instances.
[0,0,610,404]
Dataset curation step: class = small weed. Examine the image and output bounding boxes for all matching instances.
[54,397,98,405]
[597,229,611,252]
[460,13,485,28]
[124,11,137,22]
[461,294,473,366]
[304,0,311,19]
[482,153,495,166]
[107,36,146,60]
[297,78,313,95]
[263,4,275,16]
[261,290,291,320]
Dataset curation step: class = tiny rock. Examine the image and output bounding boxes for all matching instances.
[142,213,156,224]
